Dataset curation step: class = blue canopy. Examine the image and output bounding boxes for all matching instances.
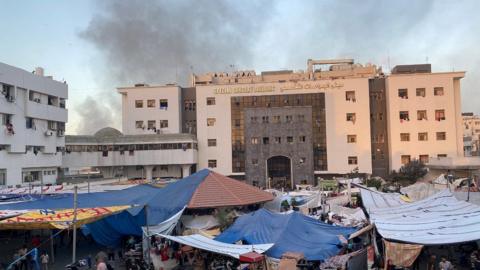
[215,209,356,261]
[0,169,210,246]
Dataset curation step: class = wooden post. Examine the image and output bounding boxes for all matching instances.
[72,186,78,263]
[50,230,55,264]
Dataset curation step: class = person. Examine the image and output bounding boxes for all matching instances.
[31,236,41,248]
[472,249,480,269]
[106,247,115,262]
[18,245,28,270]
[96,258,107,270]
[40,252,49,270]
[13,252,20,270]
[439,256,452,270]
[427,255,437,270]
[192,252,205,270]
[95,251,108,265]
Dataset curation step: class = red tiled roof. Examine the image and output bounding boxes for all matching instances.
[187,171,274,208]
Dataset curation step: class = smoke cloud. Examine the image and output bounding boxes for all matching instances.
[75,0,480,134]
[74,96,115,135]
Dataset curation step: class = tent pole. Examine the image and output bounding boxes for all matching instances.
[145,204,151,265]
[72,185,78,263]
[50,230,55,264]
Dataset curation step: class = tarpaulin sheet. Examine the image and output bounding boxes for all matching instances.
[0,169,210,246]
[215,209,356,261]
[362,188,480,244]
[0,210,28,219]
[160,234,273,259]
[0,206,130,229]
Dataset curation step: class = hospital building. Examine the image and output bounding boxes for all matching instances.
[64,59,466,189]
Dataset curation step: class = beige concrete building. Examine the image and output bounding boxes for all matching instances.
[463,112,480,156]
[64,59,466,188]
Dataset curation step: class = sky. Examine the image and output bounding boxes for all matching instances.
[0,0,479,135]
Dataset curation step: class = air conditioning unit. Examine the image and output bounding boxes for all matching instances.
[44,130,53,136]
[6,96,15,102]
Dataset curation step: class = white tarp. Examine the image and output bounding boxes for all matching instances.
[400,182,442,201]
[160,234,273,259]
[358,186,407,211]
[143,207,185,236]
[181,215,219,230]
[363,188,480,244]
[0,210,28,219]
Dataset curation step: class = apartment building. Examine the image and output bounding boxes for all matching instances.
[0,63,68,186]
[463,112,480,156]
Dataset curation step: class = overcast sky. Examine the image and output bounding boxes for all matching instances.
[1,0,479,134]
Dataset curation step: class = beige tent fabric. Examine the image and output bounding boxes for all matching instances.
[384,240,423,268]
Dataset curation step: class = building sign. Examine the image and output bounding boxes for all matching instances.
[213,81,344,95]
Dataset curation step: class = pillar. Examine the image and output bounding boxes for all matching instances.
[181,164,191,178]
[144,165,154,180]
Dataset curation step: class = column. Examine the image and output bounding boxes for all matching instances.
[144,165,154,180]
[181,164,191,178]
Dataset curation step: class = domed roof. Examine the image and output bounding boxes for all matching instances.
[94,127,123,138]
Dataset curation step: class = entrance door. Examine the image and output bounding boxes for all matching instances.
[267,156,292,189]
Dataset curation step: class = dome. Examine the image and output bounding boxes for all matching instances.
[94,127,123,138]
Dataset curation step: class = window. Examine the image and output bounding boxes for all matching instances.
[1,114,12,125]
[262,116,269,123]
[299,157,306,164]
[206,97,216,105]
[400,111,409,122]
[285,115,293,123]
[208,160,217,168]
[416,88,426,97]
[135,121,144,129]
[398,88,408,99]
[435,110,445,121]
[129,150,134,156]
[251,137,259,144]
[436,132,446,140]
[207,118,216,126]
[418,132,428,141]
[207,139,217,147]
[378,113,384,121]
[347,135,357,143]
[184,100,196,111]
[234,119,241,127]
[159,99,168,109]
[250,116,258,123]
[346,91,356,102]
[252,159,258,165]
[147,99,155,108]
[419,155,429,164]
[48,121,57,130]
[263,137,269,144]
[434,87,444,96]
[102,151,108,157]
[437,154,447,158]
[348,156,358,165]
[400,133,410,142]
[297,115,305,122]
[135,100,143,108]
[401,155,411,165]
[299,136,306,143]
[147,120,156,129]
[287,136,293,143]
[346,113,356,123]
[160,120,168,128]
[417,110,427,121]
[272,116,281,123]
[26,118,35,129]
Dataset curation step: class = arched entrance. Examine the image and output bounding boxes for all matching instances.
[267,156,292,189]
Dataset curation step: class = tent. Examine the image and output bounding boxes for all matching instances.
[0,169,273,247]
[160,234,273,259]
[360,187,480,245]
[215,209,356,261]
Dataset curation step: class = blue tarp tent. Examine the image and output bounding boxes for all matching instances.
[215,209,356,261]
[0,169,210,246]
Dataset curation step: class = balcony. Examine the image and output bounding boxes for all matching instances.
[26,100,68,122]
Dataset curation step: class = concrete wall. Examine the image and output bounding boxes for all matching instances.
[118,85,182,135]
[385,72,465,171]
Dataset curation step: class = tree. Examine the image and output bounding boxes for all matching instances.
[390,159,427,185]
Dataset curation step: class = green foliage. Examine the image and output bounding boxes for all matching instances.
[216,208,234,230]
[366,178,383,190]
[389,159,427,185]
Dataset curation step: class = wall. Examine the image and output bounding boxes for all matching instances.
[118,85,181,135]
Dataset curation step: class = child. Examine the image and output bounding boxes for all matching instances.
[40,252,49,270]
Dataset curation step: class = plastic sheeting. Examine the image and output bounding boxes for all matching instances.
[358,186,407,211]
[181,215,219,230]
[215,209,356,261]
[160,234,273,259]
[363,188,480,244]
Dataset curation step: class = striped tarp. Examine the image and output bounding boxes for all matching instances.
[362,188,480,244]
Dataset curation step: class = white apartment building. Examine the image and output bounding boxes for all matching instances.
[0,63,68,186]
[463,112,480,156]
